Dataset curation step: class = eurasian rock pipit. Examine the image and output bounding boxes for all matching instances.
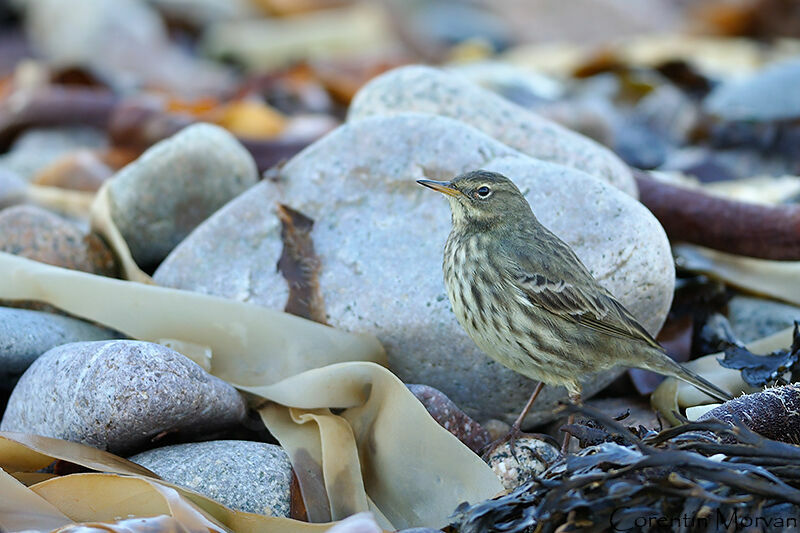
[418,170,731,450]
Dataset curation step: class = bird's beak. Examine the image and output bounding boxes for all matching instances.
[416,179,461,198]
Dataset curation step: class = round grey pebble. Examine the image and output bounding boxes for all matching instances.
[0,127,107,181]
[108,123,258,269]
[705,59,800,122]
[129,440,292,516]
[0,307,117,391]
[407,383,490,454]
[0,340,246,455]
[727,295,800,344]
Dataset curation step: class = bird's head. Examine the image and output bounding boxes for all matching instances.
[417,170,533,228]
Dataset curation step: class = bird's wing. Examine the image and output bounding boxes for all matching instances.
[505,238,662,350]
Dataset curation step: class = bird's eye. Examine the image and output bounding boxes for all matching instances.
[475,186,492,199]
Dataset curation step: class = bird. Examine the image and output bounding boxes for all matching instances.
[417,170,732,451]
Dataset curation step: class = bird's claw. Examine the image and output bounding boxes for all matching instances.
[481,423,523,462]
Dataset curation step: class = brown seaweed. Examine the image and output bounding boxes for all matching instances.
[636,172,800,261]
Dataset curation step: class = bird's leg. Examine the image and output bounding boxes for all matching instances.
[560,387,583,454]
[512,380,545,431]
[481,381,545,460]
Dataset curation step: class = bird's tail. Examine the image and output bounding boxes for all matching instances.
[642,352,733,404]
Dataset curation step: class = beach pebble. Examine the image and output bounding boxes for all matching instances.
[347,65,635,195]
[107,123,258,269]
[705,58,800,122]
[0,127,107,181]
[129,440,292,516]
[32,150,113,191]
[154,113,673,426]
[487,436,561,490]
[407,384,491,454]
[0,307,117,391]
[727,295,800,343]
[1,340,246,455]
[0,205,117,276]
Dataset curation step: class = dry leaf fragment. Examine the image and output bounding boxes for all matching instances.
[276,204,326,324]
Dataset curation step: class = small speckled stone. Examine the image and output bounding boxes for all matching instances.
[487,436,561,490]
[154,113,673,426]
[108,123,258,269]
[0,307,117,391]
[129,440,292,516]
[348,65,635,196]
[0,340,246,455]
[0,205,117,276]
[727,295,800,343]
[407,384,490,454]
[32,150,113,191]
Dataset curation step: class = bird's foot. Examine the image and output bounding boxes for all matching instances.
[481,422,523,462]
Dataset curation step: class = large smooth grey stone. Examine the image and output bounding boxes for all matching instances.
[154,113,673,426]
[129,440,292,516]
[108,123,258,269]
[705,59,800,122]
[0,307,117,391]
[347,65,635,196]
[1,340,246,454]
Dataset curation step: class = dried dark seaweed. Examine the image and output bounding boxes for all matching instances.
[694,312,739,357]
[695,314,800,387]
[718,322,800,387]
[451,406,800,533]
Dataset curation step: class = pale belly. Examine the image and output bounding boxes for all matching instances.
[443,237,581,386]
